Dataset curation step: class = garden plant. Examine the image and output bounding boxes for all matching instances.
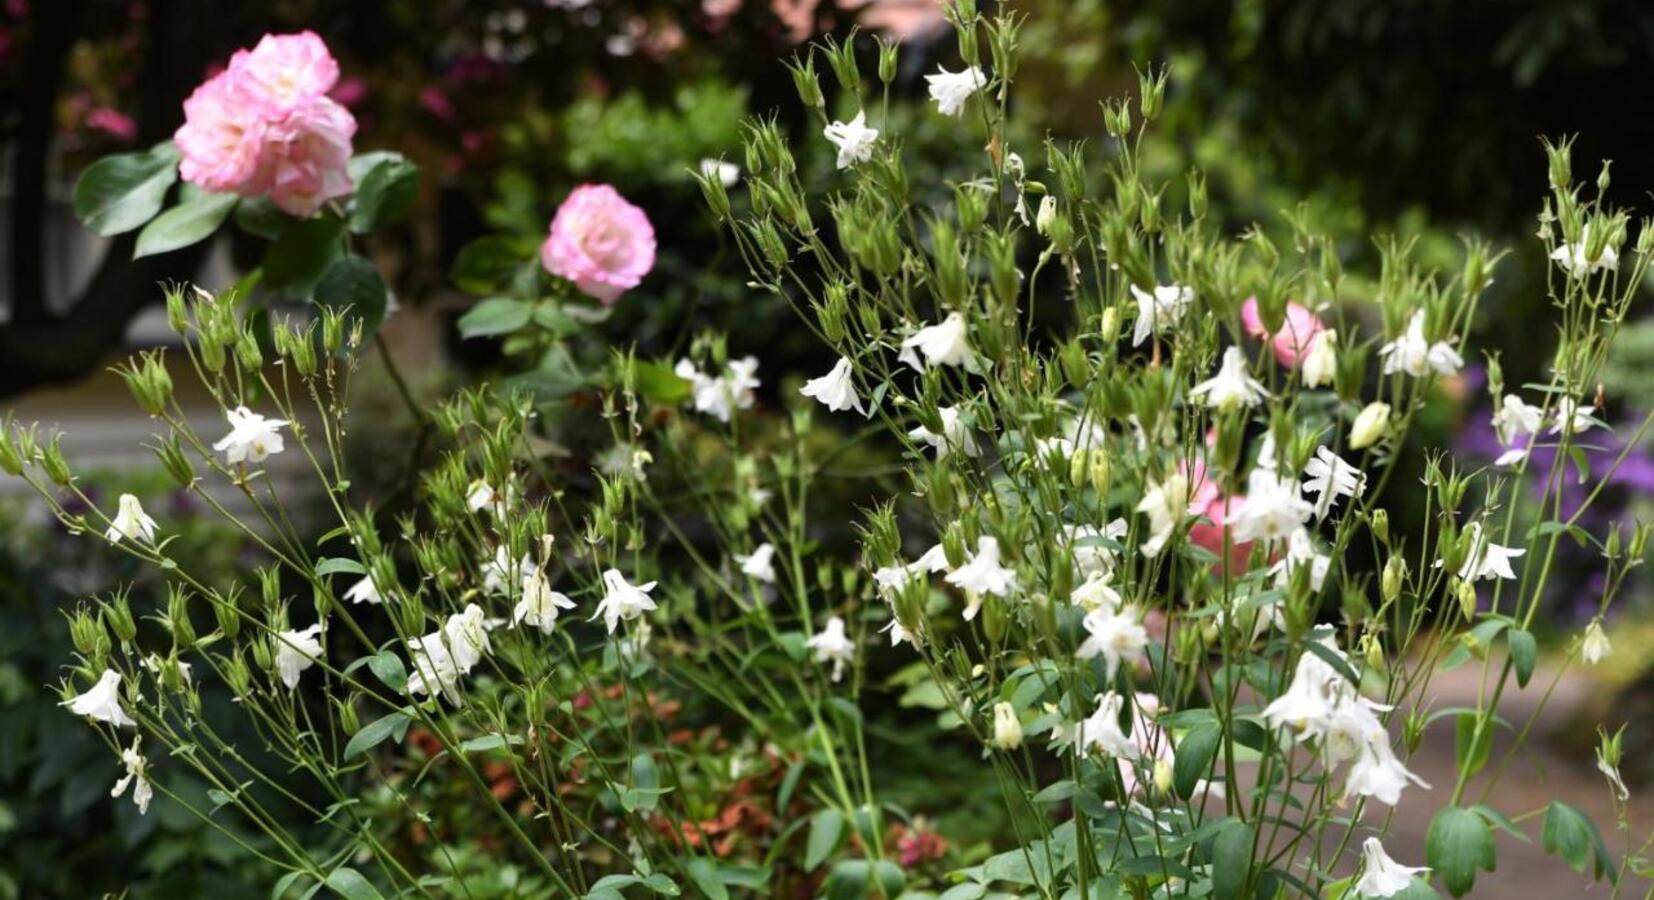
[13,4,1652,898]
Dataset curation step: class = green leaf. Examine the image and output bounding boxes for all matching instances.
[134,190,237,258]
[344,711,411,760]
[324,867,384,900]
[824,860,904,900]
[1211,818,1253,900]
[234,197,287,239]
[314,255,389,337]
[1303,639,1361,687]
[634,360,692,406]
[686,859,728,900]
[1453,714,1494,780]
[1542,801,1615,883]
[263,215,346,295]
[270,870,309,900]
[631,752,659,792]
[458,298,532,339]
[459,733,524,753]
[1174,720,1222,800]
[641,872,679,895]
[315,557,366,577]
[366,651,406,692]
[1471,804,1530,843]
[1507,628,1537,688]
[805,808,845,870]
[450,234,537,295]
[347,152,420,233]
[1426,807,1496,896]
[73,142,180,235]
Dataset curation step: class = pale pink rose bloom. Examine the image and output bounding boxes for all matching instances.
[175,72,273,195]
[227,31,340,118]
[263,96,357,216]
[541,185,657,304]
[1242,296,1325,367]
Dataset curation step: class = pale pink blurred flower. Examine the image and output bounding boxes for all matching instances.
[541,185,657,304]
[1242,296,1325,367]
[329,76,368,108]
[84,107,138,142]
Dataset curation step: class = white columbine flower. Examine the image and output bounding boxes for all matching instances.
[213,406,288,464]
[925,64,987,116]
[944,537,1019,616]
[1261,643,1343,735]
[698,158,740,187]
[1550,233,1618,277]
[1581,618,1611,665]
[1349,402,1392,450]
[735,542,778,583]
[513,569,576,634]
[1130,283,1194,347]
[1301,330,1338,388]
[592,568,657,634]
[800,356,864,415]
[1354,838,1429,898]
[991,701,1023,750]
[675,357,760,423]
[1137,472,1196,558]
[274,624,324,690]
[466,479,497,513]
[1190,346,1269,410]
[63,669,136,727]
[1549,397,1597,436]
[1035,195,1057,235]
[1378,311,1461,378]
[823,110,878,169]
[1230,467,1313,546]
[111,734,153,815]
[406,632,463,704]
[1075,605,1149,679]
[105,493,158,544]
[443,604,492,671]
[1343,737,1430,806]
[1455,522,1525,582]
[908,405,979,459]
[806,615,857,682]
[344,574,388,605]
[1067,692,1136,758]
[482,547,537,596]
[1269,528,1330,593]
[899,312,975,371]
[1301,446,1365,520]
[1070,572,1123,613]
[1492,394,1545,466]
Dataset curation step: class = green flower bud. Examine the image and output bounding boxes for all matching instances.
[168,586,197,650]
[1454,577,1478,621]
[154,434,195,488]
[165,283,190,335]
[0,422,23,476]
[41,434,72,486]
[1187,168,1208,220]
[877,37,898,84]
[1382,555,1406,603]
[1370,508,1390,545]
[105,591,138,644]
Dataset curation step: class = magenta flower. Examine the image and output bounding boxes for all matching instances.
[1242,296,1325,367]
[540,185,656,304]
[173,31,357,217]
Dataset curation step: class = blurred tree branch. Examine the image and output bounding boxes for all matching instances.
[2,0,215,399]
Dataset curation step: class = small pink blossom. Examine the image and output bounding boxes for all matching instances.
[1242,296,1325,367]
[84,107,137,142]
[541,185,656,304]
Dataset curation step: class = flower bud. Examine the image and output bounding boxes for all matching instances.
[70,607,107,657]
[696,164,731,221]
[877,37,898,84]
[41,434,72,486]
[1187,168,1208,220]
[105,591,138,644]
[1088,450,1112,496]
[0,423,23,476]
[990,701,1023,750]
[235,326,264,372]
[942,523,968,570]
[1454,577,1478,621]
[336,698,361,736]
[1036,195,1057,235]
[1581,618,1611,665]
[1099,307,1121,346]
[789,54,824,109]
[168,586,197,650]
[224,649,253,697]
[1301,330,1337,388]
[1349,402,1391,450]
[165,284,190,335]
[154,434,195,488]
[1369,508,1390,545]
[1152,758,1174,795]
[213,588,242,639]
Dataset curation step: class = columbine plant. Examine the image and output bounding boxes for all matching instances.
[692,3,1653,897]
[24,6,1654,900]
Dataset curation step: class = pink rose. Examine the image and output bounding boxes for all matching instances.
[541,185,656,304]
[1242,296,1324,367]
[173,31,356,216]
[175,73,273,195]
[227,31,339,119]
[263,97,357,216]
[1189,493,1252,570]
